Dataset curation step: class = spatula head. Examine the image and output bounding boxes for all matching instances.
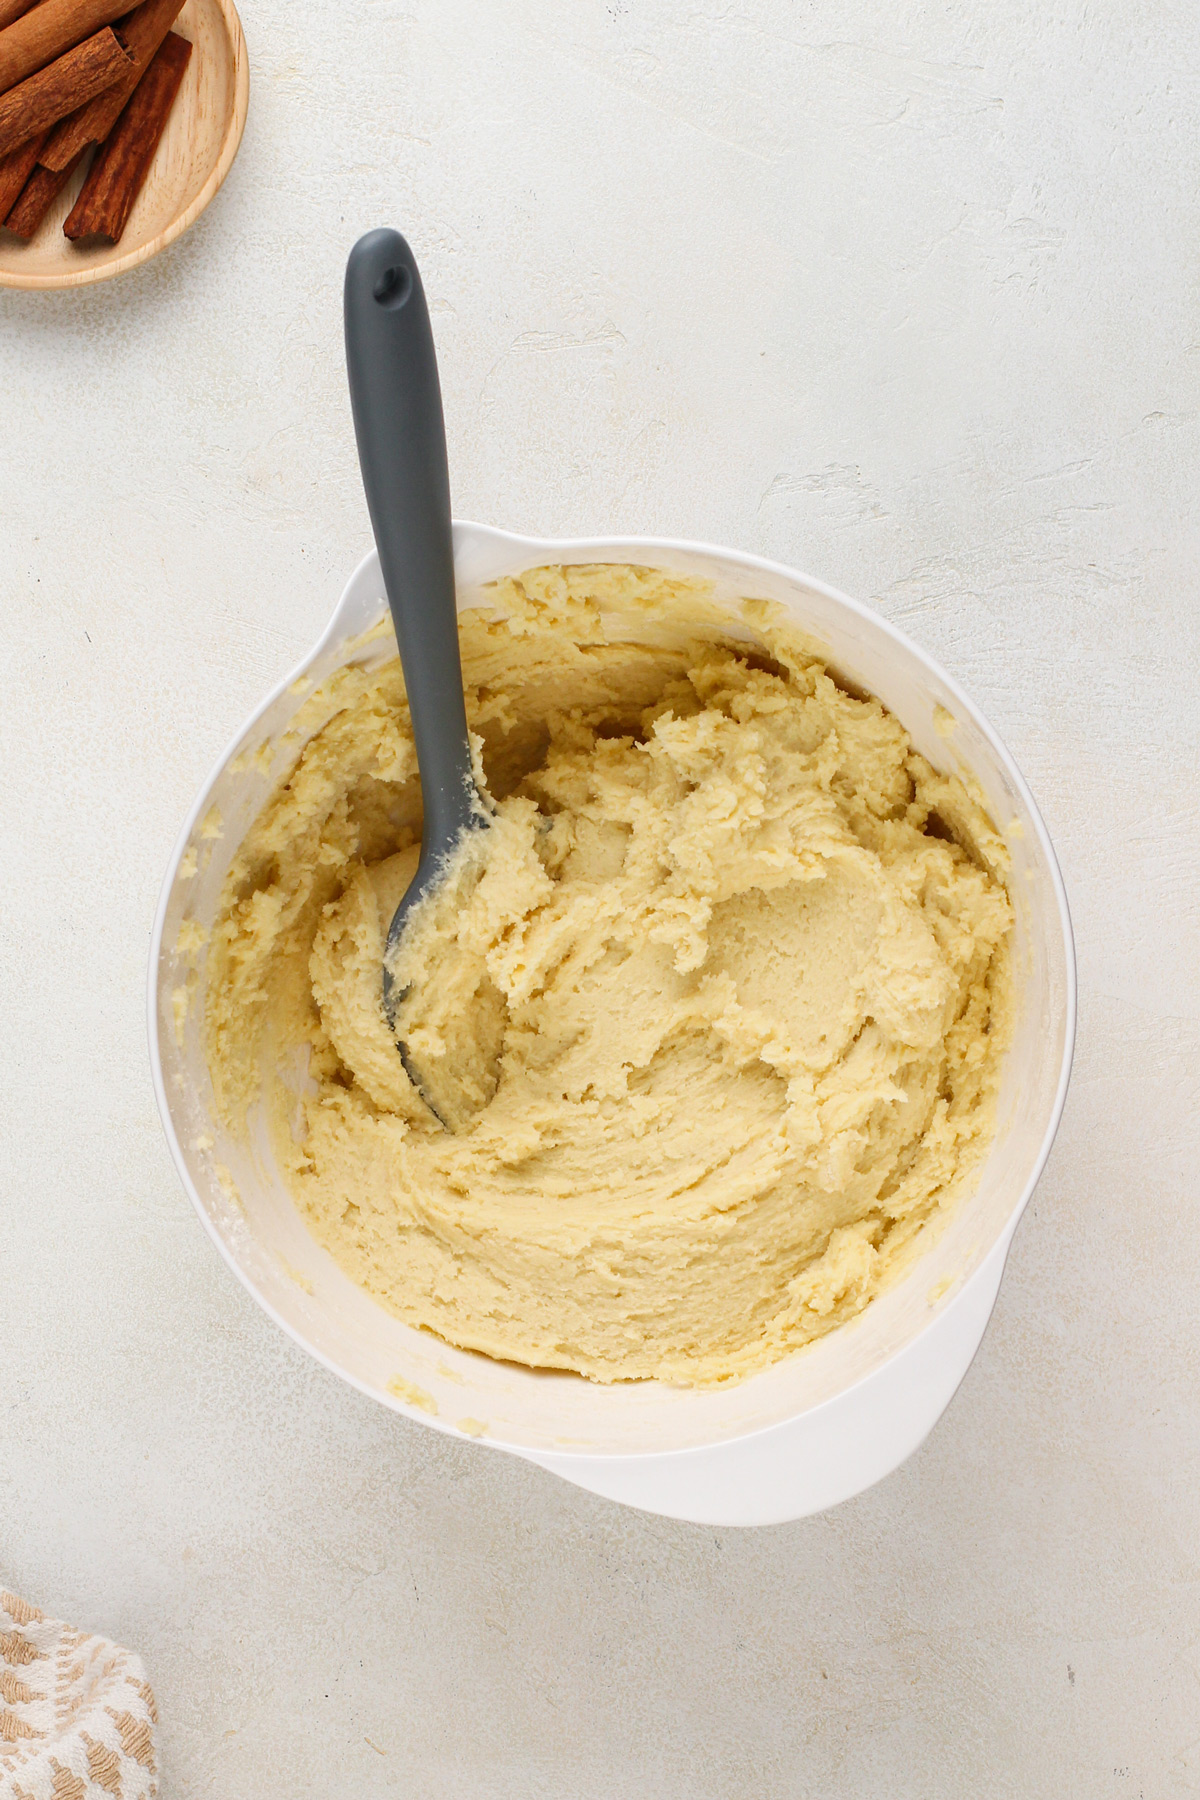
[382,821,504,1132]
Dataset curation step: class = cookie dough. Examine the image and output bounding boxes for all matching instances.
[206,565,1013,1386]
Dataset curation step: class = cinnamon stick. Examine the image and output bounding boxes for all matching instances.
[3,141,81,232]
[0,0,42,34]
[0,0,130,94]
[0,26,131,157]
[0,120,45,213]
[39,0,182,170]
[64,26,187,242]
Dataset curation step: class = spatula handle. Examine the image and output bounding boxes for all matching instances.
[344,227,477,852]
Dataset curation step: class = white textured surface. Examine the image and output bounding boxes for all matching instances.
[2,2,1197,1793]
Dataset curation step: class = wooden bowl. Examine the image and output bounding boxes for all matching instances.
[0,0,247,290]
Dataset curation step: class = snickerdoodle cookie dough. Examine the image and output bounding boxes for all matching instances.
[206,565,1013,1386]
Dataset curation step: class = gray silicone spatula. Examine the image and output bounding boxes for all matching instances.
[343,226,490,1127]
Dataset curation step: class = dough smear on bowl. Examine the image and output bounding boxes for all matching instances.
[206,565,1013,1386]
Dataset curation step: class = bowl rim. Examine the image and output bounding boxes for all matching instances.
[148,521,1077,1464]
[0,0,248,292]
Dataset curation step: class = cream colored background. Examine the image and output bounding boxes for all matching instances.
[2,2,1198,1795]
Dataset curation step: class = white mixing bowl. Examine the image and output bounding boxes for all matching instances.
[149,522,1075,1527]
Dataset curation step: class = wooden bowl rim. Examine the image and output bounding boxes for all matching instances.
[0,0,248,291]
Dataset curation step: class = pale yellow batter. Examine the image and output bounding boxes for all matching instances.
[206,565,1013,1386]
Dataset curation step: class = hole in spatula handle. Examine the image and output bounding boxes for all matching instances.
[373,264,413,308]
